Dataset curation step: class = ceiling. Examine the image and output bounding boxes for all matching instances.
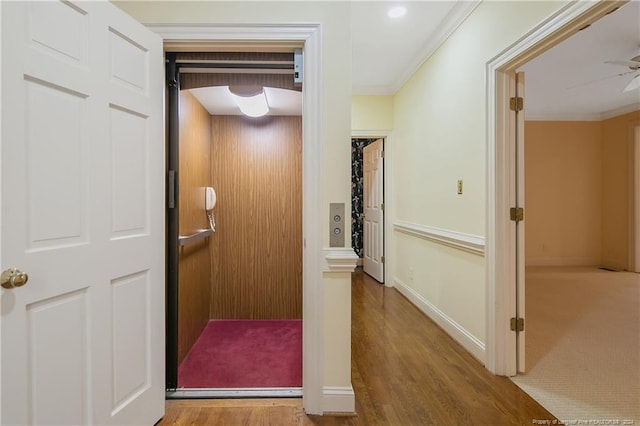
[190,86,302,117]
[191,1,639,119]
[519,1,640,120]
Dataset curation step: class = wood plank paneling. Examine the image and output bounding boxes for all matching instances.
[210,115,302,319]
[178,90,213,364]
[180,73,301,92]
[178,52,301,92]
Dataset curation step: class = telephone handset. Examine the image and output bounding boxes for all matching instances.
[205,187,217,232]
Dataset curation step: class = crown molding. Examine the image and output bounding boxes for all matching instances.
[352,1,480,96]
[525,102,640,122]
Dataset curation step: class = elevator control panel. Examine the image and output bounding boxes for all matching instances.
[329,203,345,247]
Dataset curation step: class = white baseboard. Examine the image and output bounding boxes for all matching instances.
[356,257,363,266]
[526,257,600,267]
[394,277,485,363]
[322,386,355,414]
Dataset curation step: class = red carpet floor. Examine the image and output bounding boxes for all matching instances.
[178,320,302,388]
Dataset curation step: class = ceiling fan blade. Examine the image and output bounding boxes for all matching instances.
[624,74,640,92]
[566,71,634,90]
[605,60,640,68]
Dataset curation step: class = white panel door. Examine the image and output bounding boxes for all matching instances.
[363,139,384,283]
[1,2,165,425]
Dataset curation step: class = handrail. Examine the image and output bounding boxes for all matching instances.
[178,229,213,246]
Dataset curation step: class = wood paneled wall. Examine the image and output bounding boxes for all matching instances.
[178,91,213,364]
[210,115,302,319]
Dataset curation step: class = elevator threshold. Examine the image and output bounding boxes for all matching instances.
[167,387,302,399]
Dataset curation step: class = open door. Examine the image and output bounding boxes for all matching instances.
[363,139,385,283]
[632,125,640,273]
[511,72,526,373]
[1,2,165,424]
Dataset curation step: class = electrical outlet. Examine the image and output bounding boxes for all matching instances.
[457,180,464,195]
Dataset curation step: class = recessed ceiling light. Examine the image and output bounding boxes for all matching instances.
[388,6,407,19]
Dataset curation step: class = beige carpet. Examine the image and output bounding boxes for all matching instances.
[511,266,639,424]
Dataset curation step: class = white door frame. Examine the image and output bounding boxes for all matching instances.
[630,122,640,273]
[147,24,324,414]
[352,130,394,287]
[485,0,625,375]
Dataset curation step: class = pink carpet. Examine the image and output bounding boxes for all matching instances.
[178,320,302,388]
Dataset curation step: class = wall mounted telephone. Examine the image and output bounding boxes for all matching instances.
[205,186,217,232]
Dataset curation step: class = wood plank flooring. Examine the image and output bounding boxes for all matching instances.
[157,269,555,425]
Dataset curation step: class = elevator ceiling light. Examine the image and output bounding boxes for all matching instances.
[228,86,269,117]
[387,6,407,19]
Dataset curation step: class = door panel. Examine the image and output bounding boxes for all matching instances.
[1,2,165,425]
[363,139,384,283]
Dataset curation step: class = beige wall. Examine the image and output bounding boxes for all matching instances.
[524,112,640,270]
[524,121,603,266]
[602,110,640,270]
[114,0,354,396]
[351,95,394,132]
[391,1,564,348]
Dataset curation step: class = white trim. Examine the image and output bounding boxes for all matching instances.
[525,112,602,122]
[394,220,485,256]
[394,278,485,362]
[322,386,355,414]
[630,122,640,272]
[147,23,319,43]
[353,1,480,95]
[149,23,325,415]
[525,257,601,267]
[485,1,624,376]
[323,248,359,273]
[599,103,640,121]
[526,103,640,122]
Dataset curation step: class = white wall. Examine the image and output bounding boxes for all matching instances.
[114,0,354,410]
[351,95,393,132]
[390,1,565,357]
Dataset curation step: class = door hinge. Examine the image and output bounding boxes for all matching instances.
[510,317,524,332]
[381,150,385,158]
[381,256,385,264]
[509,96,524,112]
[510,207,524,223]
[381,202,385,211]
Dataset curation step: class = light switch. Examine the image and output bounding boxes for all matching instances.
[457,180,464,195]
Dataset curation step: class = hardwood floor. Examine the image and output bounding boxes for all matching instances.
[158,269,555,425]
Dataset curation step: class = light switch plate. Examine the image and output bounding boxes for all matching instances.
[329,203,345,247]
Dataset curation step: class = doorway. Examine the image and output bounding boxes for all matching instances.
[351,138,385,283]
[488,0,639,421]
[166,52,304,398]
[154,24,324,414]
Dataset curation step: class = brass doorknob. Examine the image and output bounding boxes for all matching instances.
[1,268,29,289]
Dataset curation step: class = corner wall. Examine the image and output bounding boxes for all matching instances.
[524,121,603,266]
[602,109,640,270]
